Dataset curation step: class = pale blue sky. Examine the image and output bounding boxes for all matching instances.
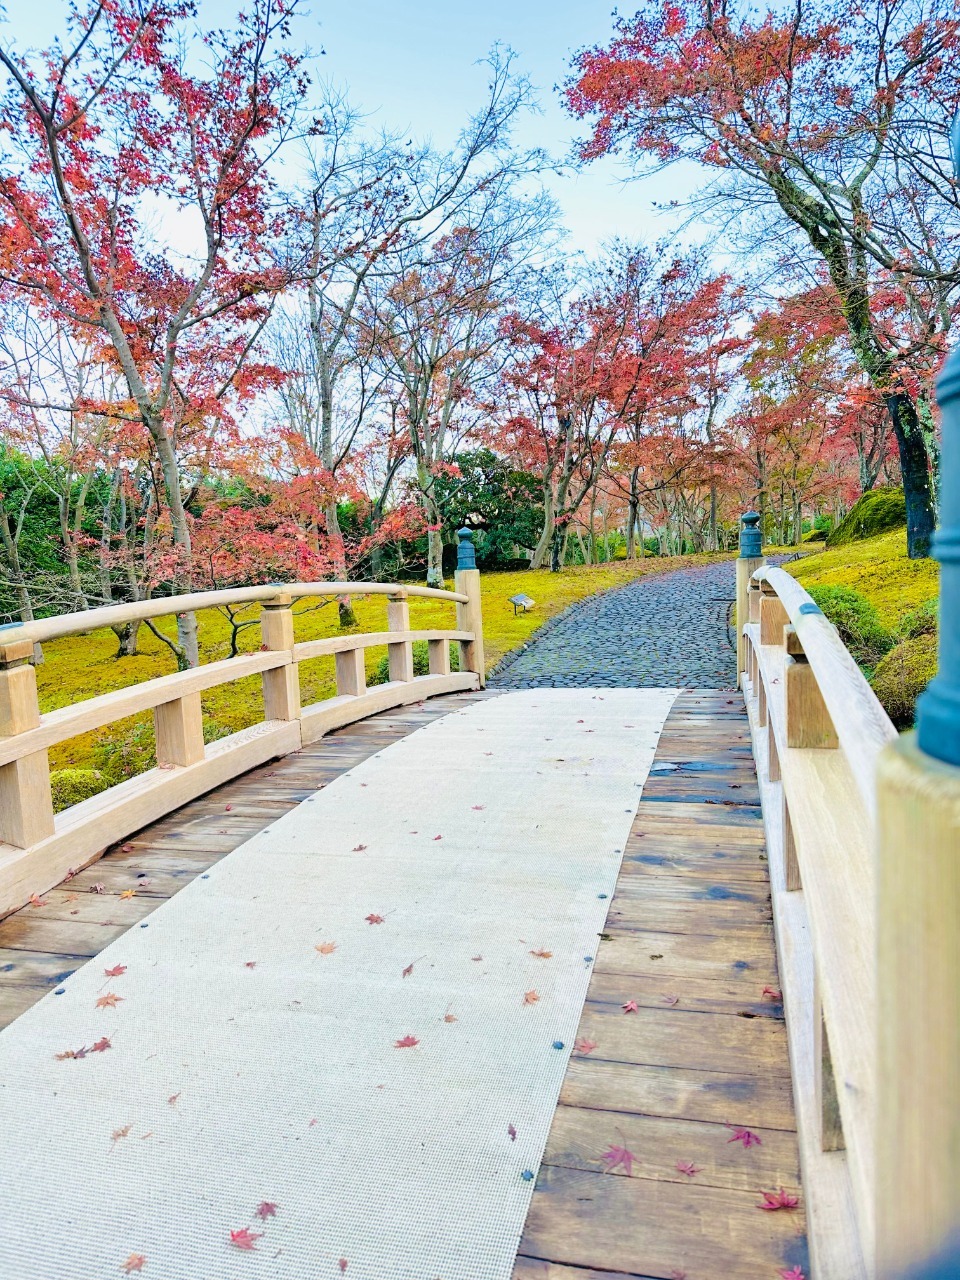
[1,0,707,255]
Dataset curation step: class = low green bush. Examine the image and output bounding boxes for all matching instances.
[50,767,108,812]
[807,584,894,668]
[899,598,939,640]
[870,632,938,728]
[826,487,906,548]
[369,640,460,686]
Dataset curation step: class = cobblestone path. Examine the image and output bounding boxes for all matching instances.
[490,559,738,689]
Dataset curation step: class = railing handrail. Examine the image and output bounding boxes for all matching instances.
[0,580,470,650]
[753,564,896,816]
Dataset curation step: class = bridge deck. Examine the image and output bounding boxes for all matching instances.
[0,689,806,1280]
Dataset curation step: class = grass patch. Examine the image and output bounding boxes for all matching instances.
[37,552,727,795]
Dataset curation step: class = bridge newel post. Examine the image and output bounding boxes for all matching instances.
[874,115,960,1279]
[260,591,301,722]
[736,512,764,688]
[386,589,414,683]
[454,528,485,688]
[0,635,55,848]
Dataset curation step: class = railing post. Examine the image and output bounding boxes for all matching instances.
[260,591,300,721]
[335,647,366,697]
[759,579,790,646]
[154,693,205,767]
[875,118,960,1278]
[454,528,485,687]
[736,512,764,687]
[387,590,414,682]
[0,634,55,847]
[784,627,838,749]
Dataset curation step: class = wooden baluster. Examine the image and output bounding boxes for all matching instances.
[260,593,300,721]
[154,693,205,767]
[759,580,790,646]
[767,720,780,781]
[784,627,838,749]
[335,647,366,696]
[736,513,764,688]
[428,638,451,676]
[454,528,485,686]
[0,637,55,846]
[748,577,762,625]
[814,966,844,1152]
[782,793,801,891]
[387,592,414,682]
[757,676,767,728]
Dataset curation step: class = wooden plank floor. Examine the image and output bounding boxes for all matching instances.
[0,686,807,1279]
[0,690,493,1030]
[514,690,809,1280]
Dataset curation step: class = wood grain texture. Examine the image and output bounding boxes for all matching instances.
[516,691,808,1280]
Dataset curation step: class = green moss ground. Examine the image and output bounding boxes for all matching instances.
[39,553,727,787]
[785,530,939,631]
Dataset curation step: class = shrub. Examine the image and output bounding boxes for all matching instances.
[900,598,938,640]
[870,632,938,728]
[807,584,894,668]
[826,487,906,548]
[50,767,108,812]
[369,640,460,686]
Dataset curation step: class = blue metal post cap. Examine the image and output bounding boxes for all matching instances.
[456,527,477,571]
[739,511,762,559]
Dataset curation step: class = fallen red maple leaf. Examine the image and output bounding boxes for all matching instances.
[96,993,124,1009]
[727,1127,762,1147]
[621,999,639,1014]
[365,914,385,924]
[522,990,540,1005]
[778,1269,806,1280]
[121,1254,147,1274]
[443,1012,457,1023]
[661,994,680,1006]
[244,961,257,969]
[676,1161,702,1176]
[90,1037,112,1053]
[471,805,485,811]
[394,1034,419,1048]
[315,942,337,956]
[600,1144,635,1175]
[229,1227,263,1251]
[104,964,127,978]
[29,894,47,908]
[433,834,442,841]
[352,844,367,852]
[225,804,233,812]
[168,1093,181,1106]
[758,1188,800,1211]
[338,1261,348,1273]
[530,949,552,959]
[762,986,783,1001]
[508,1123,517,1141]
[254,1201,278,1220]
[55,1045,87,1060]
[575,1037,598,1055]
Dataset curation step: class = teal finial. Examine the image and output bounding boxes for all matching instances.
[456,527,477,571]
[739,512,762,559]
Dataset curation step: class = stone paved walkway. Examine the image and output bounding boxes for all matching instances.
[490,559,738,689]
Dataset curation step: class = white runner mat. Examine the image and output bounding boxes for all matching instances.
[0,688,676,1280]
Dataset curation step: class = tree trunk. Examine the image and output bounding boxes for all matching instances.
[885,393,935,559]
[325,501,356,626]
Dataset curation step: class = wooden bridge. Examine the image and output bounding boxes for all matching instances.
[0,535,958,1280]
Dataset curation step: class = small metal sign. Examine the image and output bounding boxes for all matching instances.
[509,594,536,616]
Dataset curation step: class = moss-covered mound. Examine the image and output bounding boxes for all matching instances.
[870,632,938,728]
[50,767,107,812]
[806,584,893,668]
[826,487,906,548]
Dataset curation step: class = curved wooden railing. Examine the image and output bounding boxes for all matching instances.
[0,574,485,919]
[741,564,897,1280]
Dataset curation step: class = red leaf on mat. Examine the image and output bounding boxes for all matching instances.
[55,1046,87,1060]
[778,1269,806,1280]
[394,1035,419,1048]
[244,961,257,969]
[758,1188,800,1211]
[104,965,127,978]
[574,1038,598,1055]
[522,990,540,1005]
[111,1125,132,1149]
[96,993,124,1009]
[433,835,442,841]
[621,1000,639,1014]
[90,1037,112,1053]
[508,1124,517,1141]
[471,805,485,811]
[254,1202,278,1220]
[762,986,783,1001]
[315,942,337,956]
[121,1254,146,1273]
[168,1093,181,1106]
[530,949,552,959]
[402,957,425,977]
[229,1228,263,1251]
[352,844,367,852]
[338,1261,348,1273]
[600,1144,635,1175]
[661,994,680,1006]
[365,914,385,925]
[727,1127,762,1147]
[472,955,483,962]
[443,1011,457,1023]
[676,1161,702,1177]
